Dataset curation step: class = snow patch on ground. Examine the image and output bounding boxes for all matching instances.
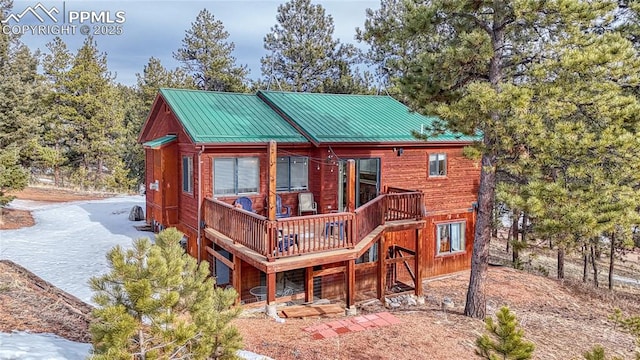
[0,196,147,304]
[0,332,91,360]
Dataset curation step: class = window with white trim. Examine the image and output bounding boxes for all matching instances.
[437,222,465,255]
[276,156,308,192]
[429,153,447,177]
[182,156,193,193]
[214,157,259,195]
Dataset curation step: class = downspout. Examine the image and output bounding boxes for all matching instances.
[196,145,204,263]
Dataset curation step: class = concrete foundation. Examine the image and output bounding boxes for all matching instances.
[345,306,357,316]
[266,304,278,317]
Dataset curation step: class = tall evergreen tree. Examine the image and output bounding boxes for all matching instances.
[174,9,248,92]
[41,37,73,186]
[356,0,414,97]
[90,228,242,359]
[360,0,640,318]
[0,0,43,201]
[58,37,130,190]
[261,0,367,93]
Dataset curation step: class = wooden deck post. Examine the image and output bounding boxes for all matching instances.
[346,259,355,309]
[346,159,356,213]
[305,267,314,303]
[267,272,276,304]
[415,228,423,297]
[378,235,386,301]
[232,255,242,304]
[267,140,277,221]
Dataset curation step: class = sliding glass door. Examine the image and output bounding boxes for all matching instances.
[338,158,380,211]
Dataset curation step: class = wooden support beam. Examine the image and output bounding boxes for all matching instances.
[346,159,356,213]
[305,267,314,303]
[346,259,355,308]
[415,228,423,297]
[378,235,386,300]
[205,246,234,270]
[232,255,242,305]
[267,140,277,221]
[384,255,415,265]
[267,272,276,304]
[312,266,346,278]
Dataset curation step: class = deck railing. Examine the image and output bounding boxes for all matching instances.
[385,192,424,221]
[354,194,386,242]
[204,191,424,260]
[204,198,268,255]
[271,212,354,258]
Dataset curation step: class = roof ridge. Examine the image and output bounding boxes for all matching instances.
[257,90,393,99]
[160,88,254,96]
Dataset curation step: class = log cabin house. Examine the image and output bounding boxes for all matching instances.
[138,88,481,310]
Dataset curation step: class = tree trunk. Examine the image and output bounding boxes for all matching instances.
[464,8,504,319]
[521,212,528,243]
[590,244,599,288]
[557,246,565,280]
[582,244,588,283]
[464,151,496,319]
[608,232,615,291]
[54,143,61,187]
[54,165,60,187]
[511,210,520,264]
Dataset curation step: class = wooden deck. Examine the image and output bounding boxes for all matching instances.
[203,190,425,262]
[204,218,425,274]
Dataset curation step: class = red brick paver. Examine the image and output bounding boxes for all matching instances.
[306,312,401,339]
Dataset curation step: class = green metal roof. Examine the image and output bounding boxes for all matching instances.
[159,88,308,144]
[142,134,177,148]
[258,90,477,144]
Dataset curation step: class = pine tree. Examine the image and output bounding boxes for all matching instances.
[583,345,623,360]
[359,0,640,318]
[0,0,43,200]
[476,306,535,360]
[41,37,73,186]
[89,228,242,359]
[58,36,129,191]
[261,0,368,93]
[355,0,415,98]
[174,9,248,92]
[0,147,27,205]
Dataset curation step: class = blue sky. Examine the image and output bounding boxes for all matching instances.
[7,0,379,86]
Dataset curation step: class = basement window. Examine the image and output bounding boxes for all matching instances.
[437,222,465,255]
[429,153,447,177]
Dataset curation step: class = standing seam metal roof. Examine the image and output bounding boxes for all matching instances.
[159,88,308,144]
[258,90,477,143]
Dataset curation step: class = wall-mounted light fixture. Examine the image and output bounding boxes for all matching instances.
[396,148,404,156]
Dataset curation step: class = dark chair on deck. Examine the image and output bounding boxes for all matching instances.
[234,197,255,212]
[275,194,291,219]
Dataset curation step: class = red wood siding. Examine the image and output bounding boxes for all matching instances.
[422,211,475,277]
[329,146,480,213]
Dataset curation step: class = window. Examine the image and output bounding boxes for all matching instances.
[182,156,193,193]
[429,153,447,177]
[276,156,308,192]
[437,222,465,255]
[214,157,259,195]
